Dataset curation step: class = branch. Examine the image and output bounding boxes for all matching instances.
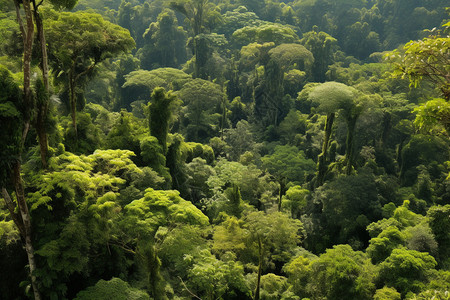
[178,276,202,300]
[1,188,25,237]
[13,0,26,44]
[109,239,136,255]
[74,62,98,84]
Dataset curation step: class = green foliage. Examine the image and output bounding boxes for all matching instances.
[284,186,310,218]
[0,65,22,186]
[213,216,247,258]
[106,110,145,156]
[367,226,405,263]
[184,142,215,164]
[49,0,79,10]
[122,68,191,104]
[259,273,292,300]
[2,2,450,299]
[389,25,450,99]
[405,224,438,256]
[232,23,299,47]
[269,43,314,73]
[377,248,437,296]
[392,200,423,227]
[158,224,207,276]
[216,6,262,38]
[139,9,187,70]
[185,157,215,204]
[262,145,316,185]
[140,136,170,181]
[309,81,358,114]
[62,111,103,154]
[122,188,209,239]
[35,215,90,275]
[224,120,257,161]
[312,171,382,250]
[283,252,317,299]
[45,8,135,130]
[244,211,304,264]
[177,78,226,142]
[148,87,181,154]
[414,98,450,136]
[374,286,401,300]
[399,135,449,186]
[308,244,375,300]
[0,202,26,299]
[407,289,450,300]
[300,30,337,82]
[45,10,135,66]
[25,149,144,298]
[74,277,149,300]
[277,109,307,144]
[0,12,20,57]
[206,158,275,210]
[186,249,251,299]
[427,205,450,267]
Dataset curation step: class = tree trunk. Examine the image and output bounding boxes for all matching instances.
[254,237,263,300]
[317,112,335,187]
[142,243,165,300]
[33,2,50,169]
[278,179,285,212]
[69,69,78,137]
[14,0,34,140]
[380,112,391,148]
[13,163,41,300]
[37,127,49,168]
[345,116,357,175]
[13,1,41,299]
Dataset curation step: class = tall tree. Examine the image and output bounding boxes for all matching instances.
[19,0,78,168]
[308,82,357,185]
[309,81,375,181]
[33,0,73,168]
[148,87,181,154]
[169,0,212,78]
[243,211,304,300]
[3,2,79,298]
[45,10,135,136]
[0,65,40,299]
[140,9,188,70]
[6,0,37,295]
[390,21,450,100]
[300,28,338,82]
[176,78,227,142]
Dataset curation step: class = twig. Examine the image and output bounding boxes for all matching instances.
[178,276,202,300]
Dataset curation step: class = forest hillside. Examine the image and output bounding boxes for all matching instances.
[0,0,449,299]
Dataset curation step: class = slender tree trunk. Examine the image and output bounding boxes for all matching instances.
[33,2,50,168]
[220,97,226,140]
[2,188,25,236]
[317,112,335,187]
[69,69,78,137]
[380,112,391,148]
[37,128,49,168]
[13,1,41,299]
[254,237,262,300]
[15,0,34,140]
[278,179,285,212]
[345,116,357,175]
[193,37,199,79]
[142,243,165,300]
[14,163,41,300]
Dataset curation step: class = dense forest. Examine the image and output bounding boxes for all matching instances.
[0,0,449,299]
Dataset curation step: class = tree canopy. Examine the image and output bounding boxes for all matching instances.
[1,1,449,299]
